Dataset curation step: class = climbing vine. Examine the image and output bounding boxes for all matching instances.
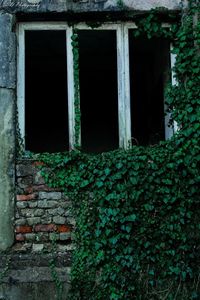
[39,1,200,299]
[72,27,81,149]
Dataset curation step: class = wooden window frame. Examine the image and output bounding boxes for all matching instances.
[17,22,177,152]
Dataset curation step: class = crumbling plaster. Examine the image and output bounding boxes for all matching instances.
[0,0,184,14]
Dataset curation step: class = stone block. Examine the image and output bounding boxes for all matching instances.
[39,191,62,200]
[47,207,65,216]
[32,244,44,252]
[34,171,46,185]
[16,233,25,242]
[17,201,28,209]
[16,164,35,177]
[25,233,36,241]
[42,216,52,224]
[27,217,41,226]
[34,209,45,217]
[15,218,27,226]
[20,208,35,217]
[53,216,66,225]
[17,176,33,189]
[38,200,58,208]
[60,233,71,241]
[28,201,38,208]
[49,233,59,241]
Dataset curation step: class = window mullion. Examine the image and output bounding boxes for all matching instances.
[17,24,25,147]
[123,24,132,149]
[117,25,126,149]
[67,26,76,150]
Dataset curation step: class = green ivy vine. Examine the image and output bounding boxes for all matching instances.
[71,27,81,149]
[39,1,200,299]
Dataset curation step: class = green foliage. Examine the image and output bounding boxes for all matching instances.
[72,28,81,149]
[39,2,200,299]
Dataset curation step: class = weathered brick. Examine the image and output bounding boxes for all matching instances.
[57,225,71,233]
[25,233,36,241]
[60,233,71,241]
[16,201,28,209]
[15,233,25,242]
[53,216,66,225]
[39,191,62,200]
[38,200,58,208]
[32,161,45,167]
[28,201,38,208]
[15,225,32,233]
[47,208,64,216]
[20,208,35,217]
[34,172,45,185]
[17,193,37,201]
[49,233,59,241]
[34,209,44,217]
[17,176,33,189]
[15,218,26,226]
[28,184,52,192]
[67,217,76,226]
[43,216,52,224]
[27,217,41,226]
[60,201,71,209]
[34,224,57,232]
[32,243,44,252]
[35,233,49,242]
[16,164,35,177]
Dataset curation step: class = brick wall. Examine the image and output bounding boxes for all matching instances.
[15,160,75,251]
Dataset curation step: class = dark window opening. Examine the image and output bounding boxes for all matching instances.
[25,30,69,153]
[129,32,170,146]
[78,30,119,153]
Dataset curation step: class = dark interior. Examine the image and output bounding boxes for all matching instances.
[25,30,69,152]
[129,32,170,146]
[78,30,119,153]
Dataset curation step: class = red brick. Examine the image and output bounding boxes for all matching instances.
[17,193,37,201]
[32,161,45,167]
[15,225,32,234]
[57,225,71,233]
[15,233,25,241]
[34,224,57,232]
[25,186,34,194]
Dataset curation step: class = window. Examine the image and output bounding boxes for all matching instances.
[17,22,176,153]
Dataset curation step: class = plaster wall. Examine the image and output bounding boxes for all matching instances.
[0,13,16,251]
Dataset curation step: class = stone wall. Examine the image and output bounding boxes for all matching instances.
[0,252,71,300]
[0,0,183,14]
[15,160,74,252]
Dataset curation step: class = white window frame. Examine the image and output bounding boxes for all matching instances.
[17,22,177,152]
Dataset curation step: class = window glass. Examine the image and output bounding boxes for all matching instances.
[129,31,170,145]
[78,30,119,153]
[25,30,69,152]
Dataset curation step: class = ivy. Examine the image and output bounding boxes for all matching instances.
[39,1,200,299]
[72,28,81,149]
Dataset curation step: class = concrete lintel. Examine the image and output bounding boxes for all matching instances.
[0,0,184,14]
